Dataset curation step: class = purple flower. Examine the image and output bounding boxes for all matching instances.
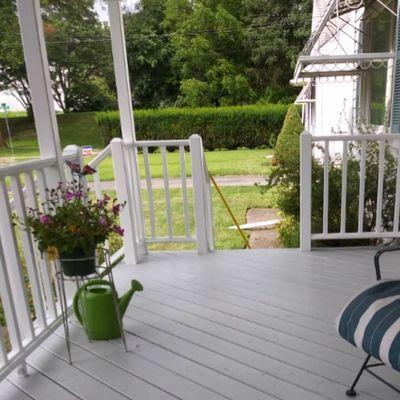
[65,191,74,201]
[40,215,52,225]
[112,225,124,236]
[112,204,120,215]
[97,199,105,208]
[76,190,83,199]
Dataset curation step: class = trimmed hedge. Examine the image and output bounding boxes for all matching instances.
[95,104,289,150]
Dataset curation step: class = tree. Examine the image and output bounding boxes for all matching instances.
[0,0,116,115]
[42,0,116,112]
[124,0,179,108]
[0,1,33,117]
[166,0,253,107]
[243,0,313,98]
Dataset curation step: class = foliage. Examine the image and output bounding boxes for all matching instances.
[123,0,311,108]
[19,162,125,256]
[0,0,115,114]
[124,0,179,108]
[96,104,288,150]
[268,106,398,247]
[0,1,33,116]
[1,0,312,112]
[243,0,312,92]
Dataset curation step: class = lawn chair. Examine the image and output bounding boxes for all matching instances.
[337,245,400,396]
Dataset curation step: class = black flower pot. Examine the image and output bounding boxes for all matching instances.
[60,248,96,277]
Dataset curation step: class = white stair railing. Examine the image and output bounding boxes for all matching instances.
[300,131,400,250]
[110,134,214,260]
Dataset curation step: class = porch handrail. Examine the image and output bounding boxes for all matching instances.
[300,131,400,250]
[0,157,56,178]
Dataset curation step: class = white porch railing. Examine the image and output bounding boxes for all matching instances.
[0,148,84,380]
[300,132,400,250]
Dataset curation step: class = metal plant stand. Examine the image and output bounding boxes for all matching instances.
[54,248,128,364]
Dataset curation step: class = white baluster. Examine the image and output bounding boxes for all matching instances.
[161,146,173,238]
[323,141,330,235]
[10,174,46,330]
[340,140,348,234]
[142,147,156,239]
[0,178,34,342]
[375,140,385,232]
[358,140,367,233]
[179,146,191,238]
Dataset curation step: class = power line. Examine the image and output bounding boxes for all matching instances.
[0,23,282,43]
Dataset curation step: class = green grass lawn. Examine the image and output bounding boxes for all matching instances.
[86,148,272,181]
[0,139,273,179]
[0,111,102,159]
[0,112,273,177]
[107,185,275,252]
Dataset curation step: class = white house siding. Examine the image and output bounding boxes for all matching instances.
[309,8,361,145]
[312,0,331,31]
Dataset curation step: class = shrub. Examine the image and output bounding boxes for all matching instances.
[95,104,288,150]
[266,106,397,247]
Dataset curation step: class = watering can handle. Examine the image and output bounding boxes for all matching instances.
[72,279,113,324]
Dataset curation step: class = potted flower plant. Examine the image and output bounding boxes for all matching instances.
[20,161,125,277]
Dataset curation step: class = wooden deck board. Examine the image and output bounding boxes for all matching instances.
[2,248,400,399]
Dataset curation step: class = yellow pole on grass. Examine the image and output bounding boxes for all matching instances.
[209,173,251,249]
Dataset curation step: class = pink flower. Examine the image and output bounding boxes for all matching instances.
[40,215,52,224]
[112,225,124,236]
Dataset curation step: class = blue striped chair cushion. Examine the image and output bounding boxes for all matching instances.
[337,280,400,372]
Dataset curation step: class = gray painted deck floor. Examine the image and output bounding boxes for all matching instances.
[1,248,400,400]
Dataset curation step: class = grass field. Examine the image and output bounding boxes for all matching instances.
[107,185,275,252]
[0,111,273,177]
[86,148,273,181]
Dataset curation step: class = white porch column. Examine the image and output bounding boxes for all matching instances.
[107,0,147,261]
[107,0,136,142]
[16,0,64,186]
[300,131,312,251]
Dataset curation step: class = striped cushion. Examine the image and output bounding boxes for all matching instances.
[337,280,400,371]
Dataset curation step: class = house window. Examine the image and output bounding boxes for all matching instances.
[361,2,396,126]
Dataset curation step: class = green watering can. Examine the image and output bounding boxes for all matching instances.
[73,279,143,340]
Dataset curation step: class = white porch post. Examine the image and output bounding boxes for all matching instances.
[16,0,64,186]
[107,0,146,263]
[111,139,140,264]
[300,131,312,251]
[190,135,209,254]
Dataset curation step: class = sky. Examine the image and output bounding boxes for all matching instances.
[0,0,139,112]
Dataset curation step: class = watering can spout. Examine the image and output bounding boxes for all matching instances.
[119,279,143,317]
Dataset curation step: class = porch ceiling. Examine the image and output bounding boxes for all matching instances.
[1,248,400,400]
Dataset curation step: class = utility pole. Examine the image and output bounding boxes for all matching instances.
[1,103,14,154]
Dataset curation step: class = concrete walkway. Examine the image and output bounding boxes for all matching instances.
[90,175,265,190]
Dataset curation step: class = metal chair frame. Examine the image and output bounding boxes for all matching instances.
[346,244,400,397]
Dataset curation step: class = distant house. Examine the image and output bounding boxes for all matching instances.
[294,0,398,136]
